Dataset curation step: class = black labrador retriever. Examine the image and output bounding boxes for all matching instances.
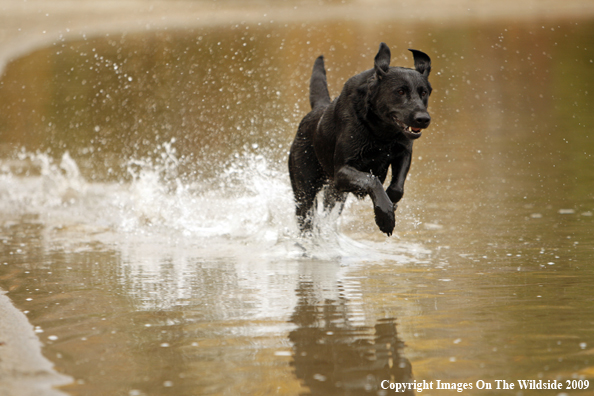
[288,42,432,236]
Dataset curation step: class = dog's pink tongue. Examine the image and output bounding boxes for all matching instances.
[411,127,422,133]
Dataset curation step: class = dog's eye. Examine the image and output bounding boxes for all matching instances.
[421,90,428,97]
[397,89,406,96]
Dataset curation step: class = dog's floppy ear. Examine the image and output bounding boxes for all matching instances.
[409,49,431,77]
[374,42,391,80]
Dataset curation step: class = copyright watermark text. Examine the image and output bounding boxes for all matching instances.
[380,379,590,393]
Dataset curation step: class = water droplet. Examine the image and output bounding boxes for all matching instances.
[274,351,292,356]
[313,374,327,381]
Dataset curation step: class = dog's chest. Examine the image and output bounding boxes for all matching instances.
[358,142,401,175]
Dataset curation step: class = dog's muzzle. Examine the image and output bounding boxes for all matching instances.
[392,115,424,140]
[403,125,423,140]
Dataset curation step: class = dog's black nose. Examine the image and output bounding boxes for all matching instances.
[414,113,431,128]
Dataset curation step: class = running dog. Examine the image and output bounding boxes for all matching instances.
[288,43,432,236]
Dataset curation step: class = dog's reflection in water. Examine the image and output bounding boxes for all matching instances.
[289,281,413,395]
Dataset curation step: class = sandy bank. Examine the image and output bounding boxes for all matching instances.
[1,0,593,75]
[0,290,72,396]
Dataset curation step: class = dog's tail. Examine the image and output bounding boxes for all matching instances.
[309,55,331,110]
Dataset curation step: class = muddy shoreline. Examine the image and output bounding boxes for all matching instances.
[0,291,72,396]
[1,0,593,74]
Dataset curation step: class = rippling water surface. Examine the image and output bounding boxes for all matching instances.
[1,15,594,396]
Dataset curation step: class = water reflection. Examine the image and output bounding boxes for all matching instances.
[1,209,424,395]
[290,281,412,395]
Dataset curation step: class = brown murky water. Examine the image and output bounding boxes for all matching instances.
[1,16,594,396]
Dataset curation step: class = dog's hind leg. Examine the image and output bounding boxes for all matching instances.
[291,177,324,234]
[309,56,331,110]
[288,55,332,235]
[322,186,348,216]
[295,188,320,233]
[289,141,325,235]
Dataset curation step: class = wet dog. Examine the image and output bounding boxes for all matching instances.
[288,43,432,236]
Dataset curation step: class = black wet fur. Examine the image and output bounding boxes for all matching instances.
[288,42,432,236]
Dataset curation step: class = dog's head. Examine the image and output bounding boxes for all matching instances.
[369,42,432,140]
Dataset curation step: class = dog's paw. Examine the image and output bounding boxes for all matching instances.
[374,204,395,236]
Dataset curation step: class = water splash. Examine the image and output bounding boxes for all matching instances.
[114,140,294,241]
[1,142,430,313]
[0,142,427,266]
[0,151,87,209]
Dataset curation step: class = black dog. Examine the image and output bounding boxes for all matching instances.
[288,42,432,236]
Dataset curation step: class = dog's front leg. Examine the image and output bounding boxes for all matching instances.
[335,166,395,235]
[386,151,412,206]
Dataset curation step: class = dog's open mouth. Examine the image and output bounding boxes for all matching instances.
[392,116,424,140]
[407,125,423,134]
